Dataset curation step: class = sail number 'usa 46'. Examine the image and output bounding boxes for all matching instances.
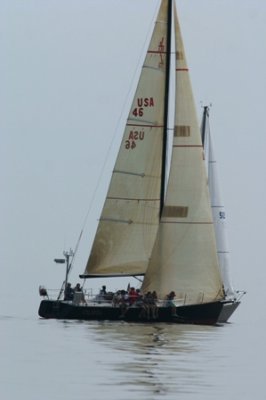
[125,130,145,149]
[125,97,154,150]
[132,97,155,117]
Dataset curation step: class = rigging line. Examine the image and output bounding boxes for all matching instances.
[67,2,161,271]
[67,229,83,276]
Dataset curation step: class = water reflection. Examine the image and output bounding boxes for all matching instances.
[86,322,223,398]
[0,316,249,400]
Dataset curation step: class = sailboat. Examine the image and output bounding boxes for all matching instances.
[38,0,243,324]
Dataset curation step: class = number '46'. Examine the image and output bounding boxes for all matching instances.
[132,108,143,117]
[125,140,136,150]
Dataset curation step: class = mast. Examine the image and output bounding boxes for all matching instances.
[160,0,172,216]
[201,105,209,147]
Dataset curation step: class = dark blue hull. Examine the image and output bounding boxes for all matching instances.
[38,299,225,325]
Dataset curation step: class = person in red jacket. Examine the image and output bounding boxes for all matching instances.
[128,287,138,305]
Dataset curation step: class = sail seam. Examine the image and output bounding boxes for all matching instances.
[161,221,213,224]
[126,123,164,128]
[173,145,203,148]
[107,196,160,201]
[147,50,167,54]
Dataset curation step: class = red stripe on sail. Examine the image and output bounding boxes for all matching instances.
[107,196,160,202]
[126,123,164,128]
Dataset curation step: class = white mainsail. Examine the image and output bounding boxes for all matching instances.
[207,128,236,298]
[141,3,224,303]
[201,108,235,298]
[83,1,169,277]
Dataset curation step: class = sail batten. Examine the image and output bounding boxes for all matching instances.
[113,170,145,177]
[100,218,133,224]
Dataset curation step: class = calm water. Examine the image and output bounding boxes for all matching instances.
[1,301,264,400]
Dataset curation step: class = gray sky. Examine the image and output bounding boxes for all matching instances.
[1,0,265,315]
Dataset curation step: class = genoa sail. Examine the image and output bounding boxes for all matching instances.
[141,3,224,304]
